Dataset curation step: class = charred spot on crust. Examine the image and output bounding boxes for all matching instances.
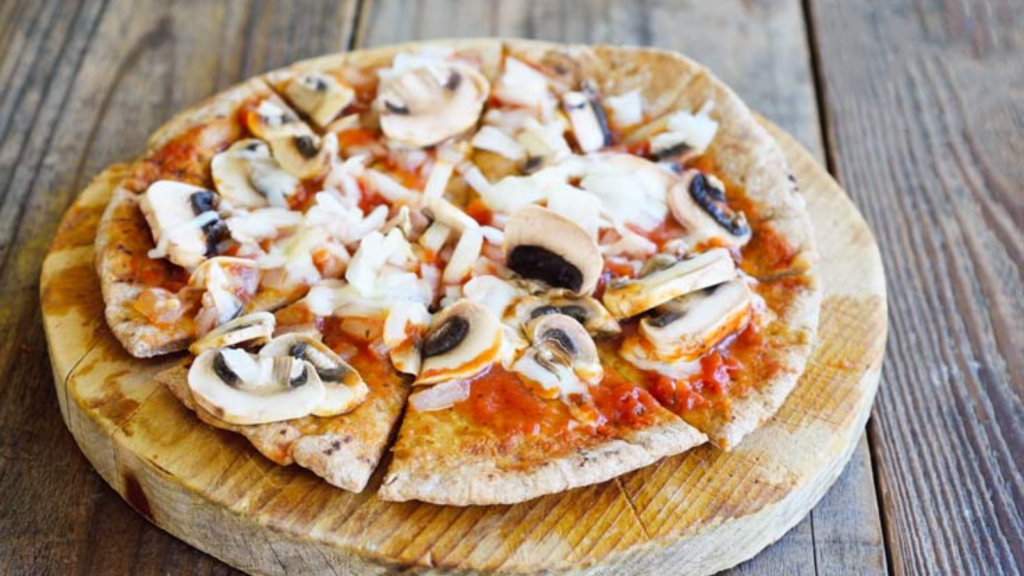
[422,315,470,358]
[384,100,410,115]
[508,245,584,293]
[689,173,750,237]
[189,190,217,215]
[294,135,319,159]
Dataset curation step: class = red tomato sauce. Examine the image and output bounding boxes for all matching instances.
[455,366,571,437]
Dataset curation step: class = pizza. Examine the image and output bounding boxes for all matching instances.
[92,40,820,504]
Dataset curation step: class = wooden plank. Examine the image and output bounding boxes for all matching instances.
[356,1,885,574]
[807,0,1024,574]
[0,0,357,574]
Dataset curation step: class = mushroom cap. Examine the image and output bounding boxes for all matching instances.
[211,139,298,209]
[269,133,332,180]
[602,247,737,319]
[245,97,306,141]
[513,291,620,337]
[512,313,603,398]
[138,180,224,269]
[637,279,753,362]
[188,348,325,425]
[377,62,490,147]
[259,333,369,416]
[668,170,751,249]
[283,71,355,129]
[503,205,603,296]
[190,311,276,355]
[415,299,503,386]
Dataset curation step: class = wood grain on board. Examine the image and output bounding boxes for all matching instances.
[808,0,1024,574]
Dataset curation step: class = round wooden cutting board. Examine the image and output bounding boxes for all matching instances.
[41,103,886,573]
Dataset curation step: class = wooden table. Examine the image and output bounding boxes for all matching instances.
[1,0,1020,574]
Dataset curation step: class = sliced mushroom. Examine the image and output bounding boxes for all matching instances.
[602,247,737,318]
[190,311,276,355]
[189,256,261,336]
[211,139,298,209]
[376,62,490,147]
[511,314,603,399]
[562,86,611,153]
[423,196,478,233]
[260,334,369,416]
[245,97,306,141]
[188,348,324,425]
[415,299,502,385]
[626,279,753,364]
[383,302,431,376]
[283,71,355,129]
[512,291,620,338]
[139,180,226,268]
[503,205,603,296]
[269,133,332,179]
[668,170,751,248]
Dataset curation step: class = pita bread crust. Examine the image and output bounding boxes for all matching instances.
[578,42,821,447]
[380,410,705,506]
[156,358,408,492]
[705,276,821,449]
[95,187,196,357]
[93,80,273,358]
[146,78,273,151]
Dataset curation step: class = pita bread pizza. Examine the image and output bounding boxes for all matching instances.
[89,40,820,505]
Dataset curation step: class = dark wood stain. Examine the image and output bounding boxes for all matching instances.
[40,261,104,319]
[120,470,154,522]
[48,200,105,251]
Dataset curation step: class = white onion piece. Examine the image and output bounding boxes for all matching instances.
[442,227,483,284]
[479,225,504,245]
[423,160,453,200]
[471,126,526,161]
[383,301,430,347]
[605,89,643,127]
[226,208,303,244]
[365,169,415,202]
[460,163,493,196]
[419,221,452,254]
[409,379,471,412]
[494,58,557,118]
[651,101,718,154]
[463,275,521,318]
